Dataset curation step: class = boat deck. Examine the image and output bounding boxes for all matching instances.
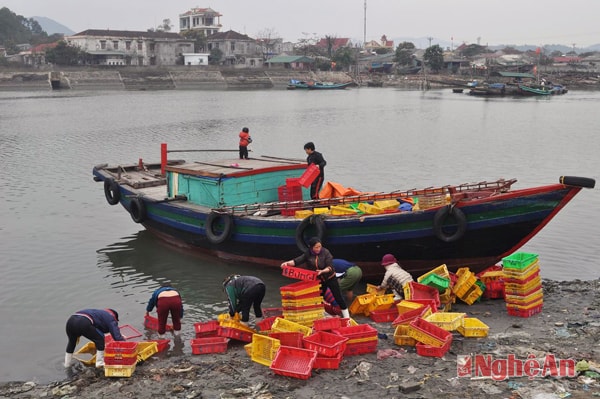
[165,156,306,178]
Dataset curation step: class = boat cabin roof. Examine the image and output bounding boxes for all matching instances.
[164,156,307,178]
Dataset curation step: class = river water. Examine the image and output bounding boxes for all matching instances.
[1,87,599,383]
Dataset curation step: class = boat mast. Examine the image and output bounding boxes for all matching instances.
[363,0,367,48]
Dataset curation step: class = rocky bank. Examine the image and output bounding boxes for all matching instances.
[2,279,600,399]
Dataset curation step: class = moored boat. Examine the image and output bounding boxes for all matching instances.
[287,79,352,90]
[93,144,595,280]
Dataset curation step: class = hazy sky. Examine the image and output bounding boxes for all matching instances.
[3,0,599,48]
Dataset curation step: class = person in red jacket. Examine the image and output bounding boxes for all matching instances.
[238,127,252,159]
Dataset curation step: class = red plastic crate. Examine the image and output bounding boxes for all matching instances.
[297,164,320,188]
[332,324,378,340]
[302,331,349,357]
[144,315,173,332]
[268,331,304,348]
[270,346,317,380]
[281,265,318,281]
[190,337,229,354]
[312,317,343,332]
[106,341,138,356]
[369,307,399,323]
[286,177,301,187]
[482,280,505,299]
[104,354,137,366]
[344,339,378,356]
[392,305,431,326]
[407,318,452,347]
[506,303,543,318]
[217,326,254,342]
[150,339,170,352]
[404,282,441,308]
[278,185,303,202]
[262,307,284,318]
[415,334,453,357]
[116,324,142,340]
[256,316,279,332]
[280,280,321,298]
[314,352,343,369]
[194,320,219,338]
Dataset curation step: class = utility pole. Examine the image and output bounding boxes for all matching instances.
[427,37,433,48]
[363,0,367,48]
[572,43,576,54]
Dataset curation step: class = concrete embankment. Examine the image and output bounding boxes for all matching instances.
[0,67,355,91]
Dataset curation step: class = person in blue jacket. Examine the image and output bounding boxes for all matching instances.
[64,308,124,368]
[332,258,363,303]
[146,281,183,337]
[223,275,265,326]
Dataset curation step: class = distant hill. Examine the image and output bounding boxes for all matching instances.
[32,16,74,36]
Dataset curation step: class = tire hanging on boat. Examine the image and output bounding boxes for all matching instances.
[205,212,233,244]
[559,176,596,189]
[129,197,146,223]
[104,178,121,206]
[433,205,467,243]
[295,215,326,252]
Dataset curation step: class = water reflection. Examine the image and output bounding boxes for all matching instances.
[96,230,292,322]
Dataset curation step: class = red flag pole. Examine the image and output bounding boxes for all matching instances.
[161,143,167,176]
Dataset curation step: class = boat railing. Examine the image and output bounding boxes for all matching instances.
[215,178,517,215]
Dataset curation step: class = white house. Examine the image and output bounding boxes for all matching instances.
[182,53,210,66]
[179,7,222,36]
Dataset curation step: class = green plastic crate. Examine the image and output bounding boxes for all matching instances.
[420,273,450,293]
[502,252,539,270]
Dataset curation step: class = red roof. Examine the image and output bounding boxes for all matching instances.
[316,38,351,50]
[30,42,58,53]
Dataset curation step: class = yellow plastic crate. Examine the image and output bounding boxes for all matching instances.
[218,312,240,322]
[329,205,358,216]
[271,318,312,336]
[294,209,314,219]
[358,203,384,215]
[453,271,477,297]
[457,318,489,337]
[393,324,417,346]
[366,283,386,296]
[505,288,544,306]
[251,334,281,367]
[74,342,96,367]
[478,270,504,283]
[503,261,540,280]
[349,293,376,315]
[417,264,450,283]
[424,312,466,331]
[283,309,324,323]
[244,342,252,356]
[504,276,542,294]
[396,300,425,314]
[439,288,456,304]
[373,199,400,210]
[105,364,136,378]
[366,294,396,314]
[136,341,158,362]
[281,296,323,307]
[313,207,329,214]
[460,284,484,305]
[347,335,379,344]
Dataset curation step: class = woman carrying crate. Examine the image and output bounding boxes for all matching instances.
[281,237,350,319]
[222,275,266,326]
[146,281,184,338]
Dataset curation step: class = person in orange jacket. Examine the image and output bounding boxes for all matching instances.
[239,127,252,159]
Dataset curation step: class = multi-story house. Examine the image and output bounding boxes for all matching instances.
[207,30,263,67]
[65,30,194,66]
[179,7,222,36]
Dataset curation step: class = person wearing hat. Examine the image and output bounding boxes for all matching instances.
[222,275,265,326]
[64,308,124,368]
[238,127,252,160]
[377,254,414,298]
[146,281,183,338]
[281,237,350,319]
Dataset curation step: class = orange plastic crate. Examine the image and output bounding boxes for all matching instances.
[270,346,317,380]
[302,331,349,357]
[190,337,229,354]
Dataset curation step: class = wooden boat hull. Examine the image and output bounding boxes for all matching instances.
[93,163,594,281]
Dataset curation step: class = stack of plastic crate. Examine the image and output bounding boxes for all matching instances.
[302,331,348,369]
[280,280,324,326]
[451,267,484,305]
[278,178,304,216]
[502,252,543,317]
[403,281,441,311]
[406,317,453,358]
[104,341,138,377]
[417,264,455,311]
[332,324,378,356]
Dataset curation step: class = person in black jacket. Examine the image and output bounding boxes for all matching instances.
[304,142,326,199]
[281,237,349,318]
[222,275,265,326]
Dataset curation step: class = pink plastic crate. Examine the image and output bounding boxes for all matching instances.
[194,320,219,338]
[191,337,229,354]
[302,331,349,357]
[270,346,317,380]
[268,331,304,348]
[282,265,318,281]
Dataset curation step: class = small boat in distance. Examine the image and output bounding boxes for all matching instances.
[287,79,352,90]
[92,143,595,280]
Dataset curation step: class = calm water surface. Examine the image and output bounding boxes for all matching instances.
[1,88,598,383]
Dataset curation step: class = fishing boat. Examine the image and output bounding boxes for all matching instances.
[287,79,352,90]
[519,84,552,96]
[93,144,595,280]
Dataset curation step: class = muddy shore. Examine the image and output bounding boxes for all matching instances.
[2,279,600,399]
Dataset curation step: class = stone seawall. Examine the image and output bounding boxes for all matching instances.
[0,67,353,91]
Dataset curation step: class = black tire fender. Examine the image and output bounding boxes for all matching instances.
[129,197,146,223]
[559,176,595,189]
[205,212,233,244]
[104,178,120,205]
[433,205,467,243]
[295,215,326,252]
